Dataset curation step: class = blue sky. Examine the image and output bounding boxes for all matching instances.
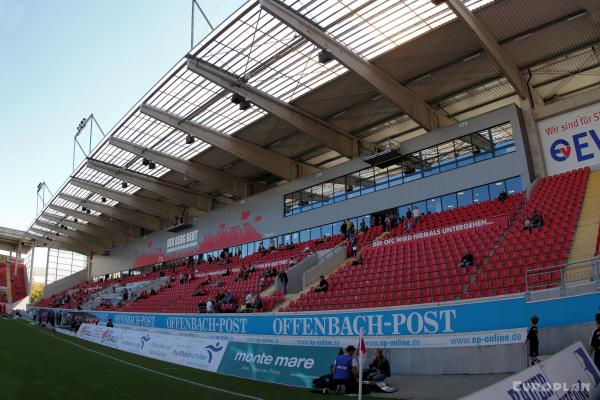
[0,0,245,231]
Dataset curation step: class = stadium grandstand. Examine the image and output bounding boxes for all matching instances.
[2,0,600,399]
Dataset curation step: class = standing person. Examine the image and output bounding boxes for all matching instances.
[332,345,358,394]
[413,207,421,225]
[278,270,289,294]
[590,313,600,371]
[340,220,348,239]
[524,315,540,366]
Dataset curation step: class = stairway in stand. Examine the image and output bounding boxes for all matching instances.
[565,170,600,282]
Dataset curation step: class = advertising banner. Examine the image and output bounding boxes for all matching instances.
[460,342,600,399]
[217,342,338,387]
[538,102,600,175]
[371,216,509,248]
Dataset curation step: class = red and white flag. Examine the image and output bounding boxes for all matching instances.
[357,332,368,364]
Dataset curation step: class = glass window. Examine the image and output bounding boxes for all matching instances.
[291,232,300,243]
[333,220,343,235]
[300,229,310,242]
[427,197,442,214]
[333,176,346,203]
[291,191,302,215]
[360,168,376,194]
[311,184,323,209]
[387,163,403,187]
[310,226,321,239]
[472,129,493,162]
[398,204,411,218]
[489,180,506,199]
[457,189,473,207]
[300,190,312,212]
[442,193,457,210]
[491,123,515,155]
[321,223,333,237]
[346,172,362,199]
[438,141,456,172]
[373,166,389,191]
[402,153,421,182]
[473,185,490,203]
[284,194,293,216]
[454,136,474,167]
[421,147,440,177]
[506,176,522,195]
[322,181,334,206]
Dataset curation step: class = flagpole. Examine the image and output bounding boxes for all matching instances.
[358,328,364,400]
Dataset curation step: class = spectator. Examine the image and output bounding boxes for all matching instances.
[332,345,358,394]
[405,208,412,220]
[223,291,234,305]
[278,270,289,294]
[590,313,600,371]
[212,277,223,288]
[359,218,367,233]
[524,315,540,366]
[200,276,212,286]
[532,210,544,230]
[245,292,255,308]
[315,275,329,293]
[106,319,114,328]
[269,238,276,251]
[340,220,347,238]
[347,220,355,236]
[206,298,214,313]
[349,235,357,257]
[258,276,266,289]
[498,190,508,202]
[458,252,474,268]
[252,293,263,310]
[236,247,242,258]
[413,207,421,225]
[524,217,533,233]
[365,349,391,382]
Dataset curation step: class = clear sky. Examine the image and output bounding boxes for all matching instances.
[0,0,246,231]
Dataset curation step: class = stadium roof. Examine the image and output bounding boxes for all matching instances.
[0,226,32,255]
[26,0,600,254]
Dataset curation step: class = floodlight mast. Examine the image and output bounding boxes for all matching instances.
[190,0,215,50]
[72,114,106,172]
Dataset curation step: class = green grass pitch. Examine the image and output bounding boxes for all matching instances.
[0,318,322,400]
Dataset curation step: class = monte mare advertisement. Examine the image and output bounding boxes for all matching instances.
[538,101,600,175]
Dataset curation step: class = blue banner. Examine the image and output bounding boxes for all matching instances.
[85,293,600,339]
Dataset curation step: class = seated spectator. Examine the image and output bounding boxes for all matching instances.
[192,285,207,297]
[223,291,234,305]
[365,349,391,382]
[106,319,114,328]
[252,293,263,310]
[258,276,266,289]
[262,268,271,278]
[200,276,212,286]
[212,277,223,288]
[498,190,508,202]
[269,267,278,277]
[524,217,533,233]
[532,210,544,230]
[315,275,329,293]
[222,268,231,277]
[258,242,266,254]
[269,238,276,251]
[458,252,474,268]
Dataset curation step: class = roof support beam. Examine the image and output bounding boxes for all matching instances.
[29,228,103,254]
[441,0,544,107]
[34,221,112,250]
[86,159,213,211]
[58,194,162,232]
[48,205,134,236]
[41,214,116,244]
[258,0,454,131]
[140,104,319,181]
[108,137,263,198]
[186,58,371,158]
[70,177,182,220]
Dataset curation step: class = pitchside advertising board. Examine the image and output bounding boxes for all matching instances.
[74,323,336,388]
[538,101,600,175]
[460,342,600,400]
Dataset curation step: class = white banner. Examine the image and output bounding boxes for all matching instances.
[538,102,600,175]
[75,324,226,372]
[460,342,600,399]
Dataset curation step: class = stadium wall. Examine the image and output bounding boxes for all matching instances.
[90,105,533,276]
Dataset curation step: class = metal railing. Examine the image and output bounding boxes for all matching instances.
[525,257,600,296]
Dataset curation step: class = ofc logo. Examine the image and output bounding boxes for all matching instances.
[550,130,600,162]
[204,342,224,363]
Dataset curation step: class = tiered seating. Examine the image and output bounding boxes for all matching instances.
[37,279,115,309]
[483,168,589,292]
[9,263,27,302]
[283,195,525,312]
